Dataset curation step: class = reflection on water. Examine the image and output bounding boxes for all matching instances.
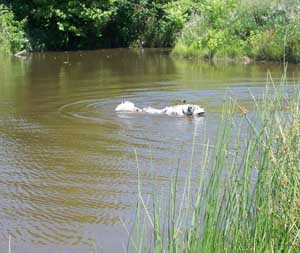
[0,49,299,252]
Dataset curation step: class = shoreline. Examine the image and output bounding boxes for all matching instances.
[11,47,300,66]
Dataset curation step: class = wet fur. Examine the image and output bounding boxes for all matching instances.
[115,101,205,116]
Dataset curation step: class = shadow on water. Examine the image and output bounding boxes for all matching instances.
[0,49,299,252]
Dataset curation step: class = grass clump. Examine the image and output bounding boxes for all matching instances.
[129,72,300,252]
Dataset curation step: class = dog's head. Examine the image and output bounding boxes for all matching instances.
[192,105,205,116]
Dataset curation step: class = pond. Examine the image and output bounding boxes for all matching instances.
[0,49,299,253]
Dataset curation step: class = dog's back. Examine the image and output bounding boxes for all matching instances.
[115,101,142,112]
[115,101,204,116]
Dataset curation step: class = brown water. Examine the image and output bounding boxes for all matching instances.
[0,49,299,253]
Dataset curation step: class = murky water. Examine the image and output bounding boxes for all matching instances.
[0,49,299,252]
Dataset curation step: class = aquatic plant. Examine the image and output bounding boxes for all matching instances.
[129,71,300,252]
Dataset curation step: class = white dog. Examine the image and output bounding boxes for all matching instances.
[115,101,205,116]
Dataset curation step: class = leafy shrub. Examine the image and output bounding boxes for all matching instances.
[249,29,286,61]
[174,0,245,59]
[3,0,185,50]
[106,0,185,48]
[3,0,113,50]
[285,8,300,63]
[173,0,300,63]
[0,4,27,54]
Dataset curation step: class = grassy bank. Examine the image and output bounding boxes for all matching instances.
[129,73,300,252]
[173,0,300,63]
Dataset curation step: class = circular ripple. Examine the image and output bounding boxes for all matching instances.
[59,98,119,125]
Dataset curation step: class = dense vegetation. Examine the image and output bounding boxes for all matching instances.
[131,74,300,252]
[0,0,184,51]
[174,0,300,62]
[1,0,300,62]
[0,4,27,54]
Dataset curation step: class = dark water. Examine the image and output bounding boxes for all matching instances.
[0,49,299,252]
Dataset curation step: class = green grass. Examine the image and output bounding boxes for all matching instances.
[129,71,300,252]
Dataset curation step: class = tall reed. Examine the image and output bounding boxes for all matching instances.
[129,72,300,252]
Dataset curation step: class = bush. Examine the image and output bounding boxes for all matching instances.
[173,0,245,59]
[0,4,27,54]
[285,11,300,63]
[3,0,113,50]
[3,0,185,50]
[249,29,286,61]
[173,0,300,63]
[106,0,185,48]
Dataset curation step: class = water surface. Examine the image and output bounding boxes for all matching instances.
[0,49,299,252]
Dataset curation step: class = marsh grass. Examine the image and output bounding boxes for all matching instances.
[129,71,300,252]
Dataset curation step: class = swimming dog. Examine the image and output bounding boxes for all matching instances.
[115,101,205,116]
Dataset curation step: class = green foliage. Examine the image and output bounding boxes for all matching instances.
[104,0,185,48]
[284,7,300,63]
[174,0,300,63]
[248,29,286,61]
[4,0,114,50]
[3,0,184,50]
[174,0,246,59]
[2,0,300,62]
[0,4,27,54]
